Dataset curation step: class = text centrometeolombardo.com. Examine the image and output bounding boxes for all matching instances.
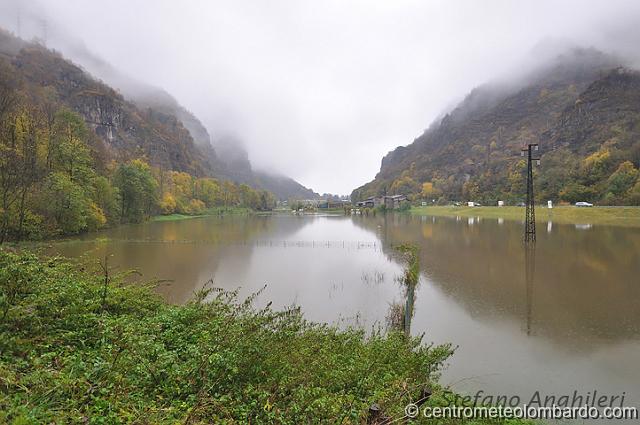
[402,390,638,421]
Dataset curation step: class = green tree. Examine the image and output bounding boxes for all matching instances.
[113,160,158,223]
[0,106,44,241]
[239,184,259,209]
[462,180,480,201]
[0,73,24,243]
[581,148,612,185]
[628,180,640,205]
[51,109,92,183]
[195,178,222,207]
[39,172,89,234]
[606,161,638,202]
[92,175,118,223]
[508,160,527,196]
[258,190,276,210]
[559,182,597,203]
[221,181,239,206]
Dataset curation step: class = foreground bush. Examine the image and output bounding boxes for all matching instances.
[0,250,526,424]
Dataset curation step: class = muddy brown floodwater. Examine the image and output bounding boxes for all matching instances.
[47,212,640,418]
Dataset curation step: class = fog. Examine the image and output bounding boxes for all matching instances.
[2,0,640,194]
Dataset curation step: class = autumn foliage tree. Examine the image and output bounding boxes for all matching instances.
[0,69,276,241]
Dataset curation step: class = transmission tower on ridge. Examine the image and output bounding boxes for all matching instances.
[521,143,540,243]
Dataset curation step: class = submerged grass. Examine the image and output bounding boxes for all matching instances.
[0,249,531,424]
[411,205,640,227]
[152,207,252,222]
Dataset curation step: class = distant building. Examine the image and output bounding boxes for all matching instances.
[356,195,407,210]
[356,196,382,208]
[384,195,407,210]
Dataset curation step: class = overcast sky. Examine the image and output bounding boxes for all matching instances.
[2,0,640,194]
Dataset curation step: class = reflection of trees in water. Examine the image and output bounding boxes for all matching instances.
[352,213,640,346]
[48,215,313,304]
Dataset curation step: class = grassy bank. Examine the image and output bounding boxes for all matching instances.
[411,205,640,227]
[152,207,253,222]
[0,250,531,424]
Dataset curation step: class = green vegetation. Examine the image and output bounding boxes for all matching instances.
[151,213,206,222]
[0,249,530,424]
[0,30,315,205]
[353,56,640,208]
[157,172,275,217]
[387,245,420,337]
[0,69,275,242]
[151,207,252,222]
[411,205,640,227]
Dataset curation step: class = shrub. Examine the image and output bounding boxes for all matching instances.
[0,250,486,424]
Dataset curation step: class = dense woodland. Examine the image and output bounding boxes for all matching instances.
[0,63,275,242]
[353,49,640,206]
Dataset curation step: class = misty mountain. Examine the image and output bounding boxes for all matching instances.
[129,90,319,200]
[59,38,217,153]
[352,47,640,205]
[0,28,318,200]
[55,36,320,200]
[1,33,214,177]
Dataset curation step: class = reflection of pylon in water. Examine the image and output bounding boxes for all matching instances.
[524,245,535,336]
[521,143,540,243]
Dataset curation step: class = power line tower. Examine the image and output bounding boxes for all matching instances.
[521,143,540,243]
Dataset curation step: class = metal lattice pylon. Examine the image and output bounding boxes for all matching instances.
[522,143,540,243]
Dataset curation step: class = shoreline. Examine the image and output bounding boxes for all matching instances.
[410,205,640,227]
[151,207,253,222]
[1,249,530,424]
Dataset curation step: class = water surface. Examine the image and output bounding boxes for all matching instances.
[47,213,640,413]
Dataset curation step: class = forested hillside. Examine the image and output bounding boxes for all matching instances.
[0,29,318,202]
[54,35,320,200]
[0,31,276,242]
[1,35,213,176]
[352,48,640,205]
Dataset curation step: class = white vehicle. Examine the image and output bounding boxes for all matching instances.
[575,202,593,207]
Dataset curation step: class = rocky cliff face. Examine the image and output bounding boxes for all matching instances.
[353,48,640,205]
[29,30,320,200]
[0,29,320,199]
[553,68,640,154]
[9,43,210,176]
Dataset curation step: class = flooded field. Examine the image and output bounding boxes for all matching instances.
[46,212,640,412]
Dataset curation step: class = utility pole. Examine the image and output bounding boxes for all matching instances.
[521,143,540,243]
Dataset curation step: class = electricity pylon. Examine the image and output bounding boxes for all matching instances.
[521,143,540,243]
